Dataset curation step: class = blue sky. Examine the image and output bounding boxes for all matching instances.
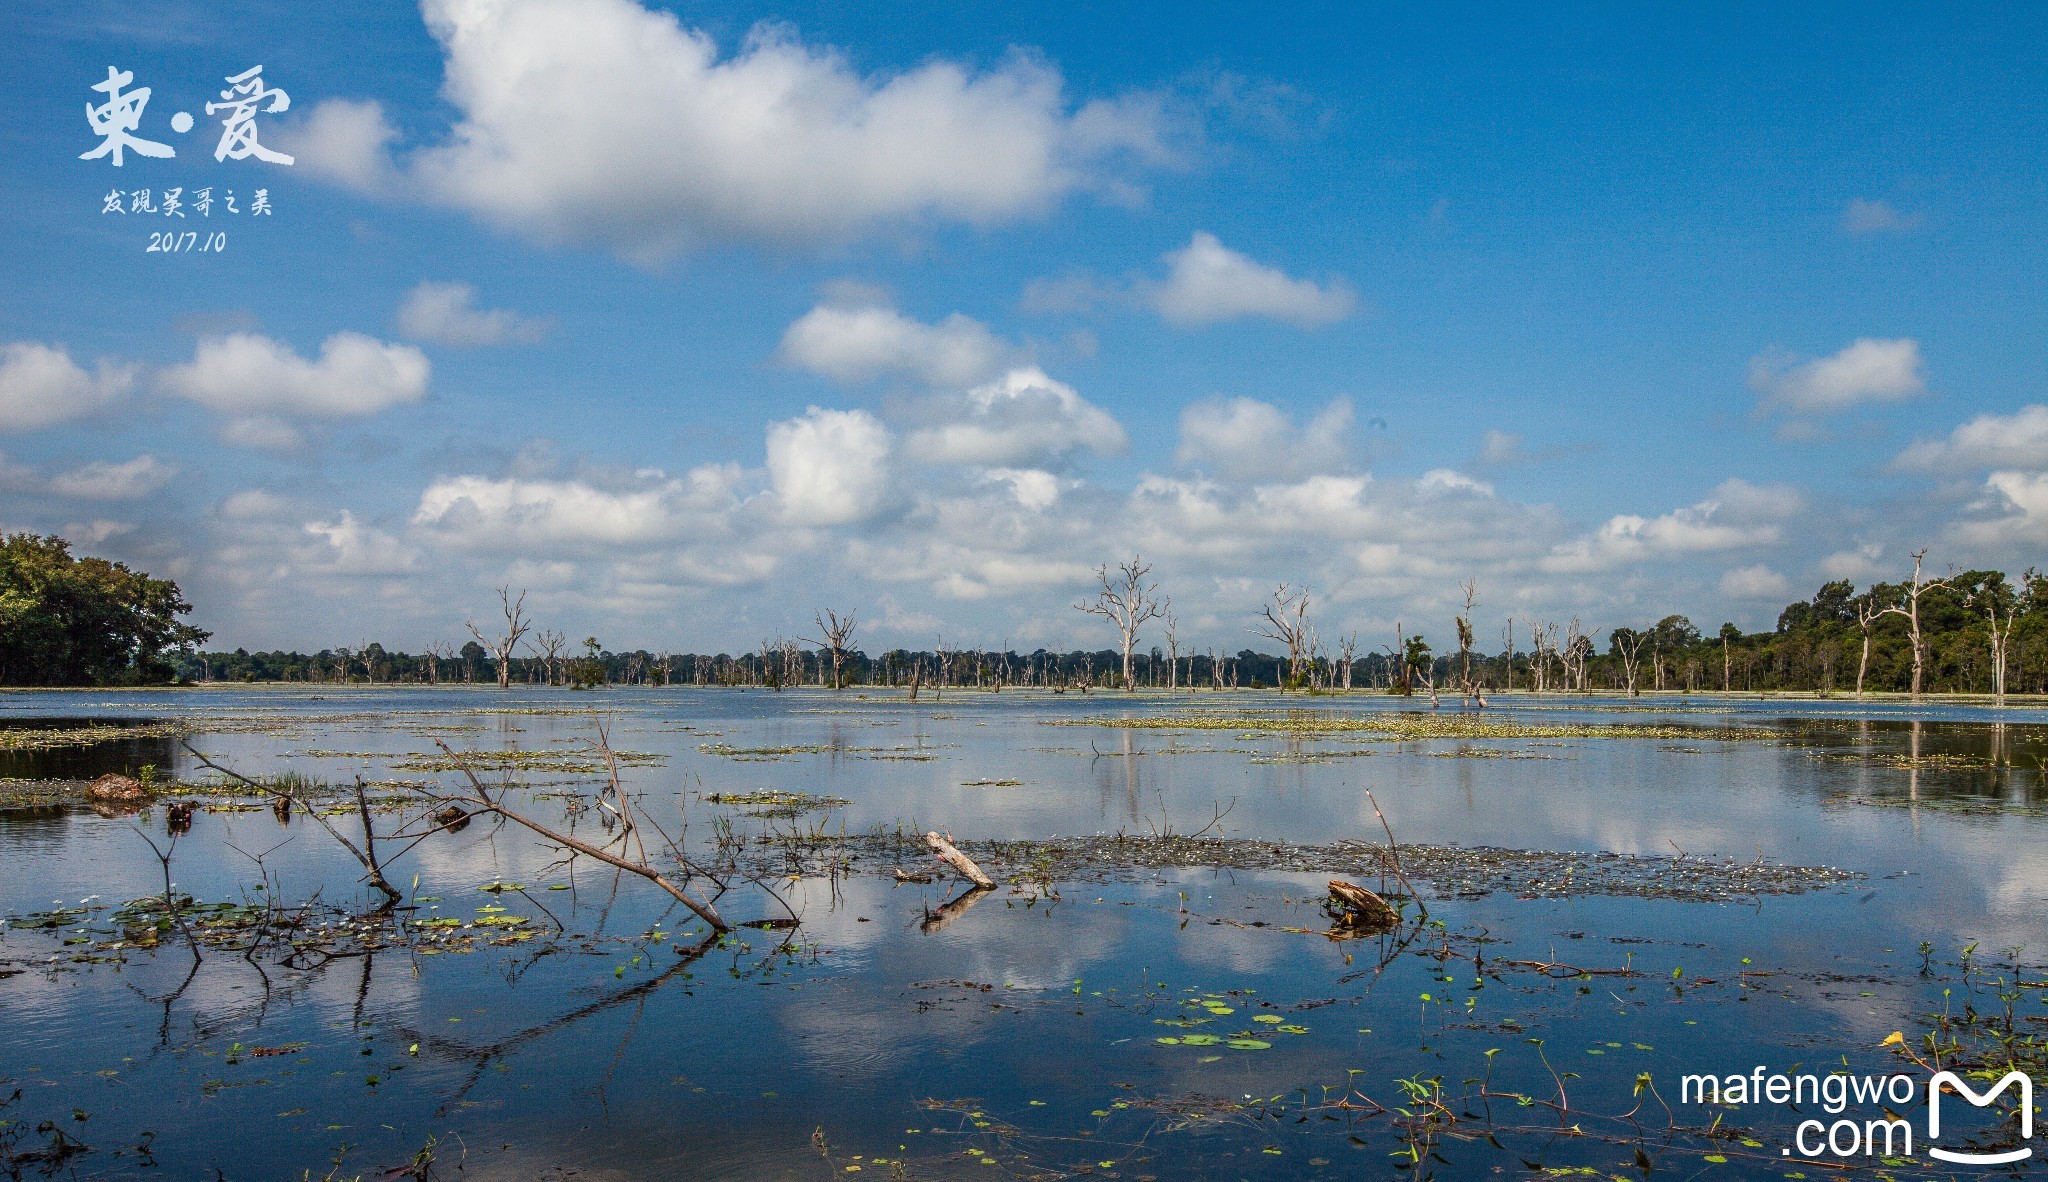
[4,0,2044,652]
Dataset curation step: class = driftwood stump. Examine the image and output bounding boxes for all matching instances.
[86,773,150,804]
[1325,878,1399,930]
[923,831,996,889]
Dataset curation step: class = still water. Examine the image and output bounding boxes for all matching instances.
[3,687,2046,1179]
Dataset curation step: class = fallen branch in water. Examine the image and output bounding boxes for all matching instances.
[182,740,407,907]
[923,831,996,889]
[1325,878,1399,930]
[430,733,730,933]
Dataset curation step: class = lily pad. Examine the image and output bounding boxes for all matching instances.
[1226,1038,1272,1051]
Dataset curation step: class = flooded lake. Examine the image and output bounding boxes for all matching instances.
[4,687,2047,1179]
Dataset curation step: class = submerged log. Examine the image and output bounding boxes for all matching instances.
[923,831,996,889]
[1325,878,1399,930]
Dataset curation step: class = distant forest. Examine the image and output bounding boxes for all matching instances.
[7,529,2044,697]
[168,566,2048,699]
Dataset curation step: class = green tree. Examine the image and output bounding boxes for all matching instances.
[0,532,209,685]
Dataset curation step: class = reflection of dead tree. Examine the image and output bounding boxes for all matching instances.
[467,586,532,690]
[1075,555,1167,692]
[1250,584,1313,689]
[808,609,859,690]
[428,731,729,933]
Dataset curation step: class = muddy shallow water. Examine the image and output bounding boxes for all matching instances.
[4,687,2047,1180]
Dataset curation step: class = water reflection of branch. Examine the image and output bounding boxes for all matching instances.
[397,931,722,1114]
[920,885,993,933]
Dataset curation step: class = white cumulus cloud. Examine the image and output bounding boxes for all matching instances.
[1895,404,2048,472]
[1151,232,1355,328]
[1718,564,1791,600]
[766,407,893,524]
[396,281,550,347]
[158,332,431,424]
[1175,396,1351,482]
[313,0,1172,261]
[777,296,1015,387]
[48,455,177,500]
[413,466,741,549]
[0,342,134,432]
[1749,338,1924,413]
[904,367,1124,468]
[303,511,421,575]
[1546,480,1800,572]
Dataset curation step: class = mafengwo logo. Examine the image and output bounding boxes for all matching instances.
[1681,1065,2035,1163]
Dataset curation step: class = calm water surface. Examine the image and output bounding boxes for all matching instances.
[3,687,2046,1180]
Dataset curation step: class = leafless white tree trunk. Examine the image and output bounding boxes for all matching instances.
[467,587,532,690]
[1250,583,1313,689]
[1983,591,2016,706]
[1611,627,1648,697]
[1075,556,1167,691]
[808,609,859,689]
[1163,610,1180,692]
[1455,579,1480,703]
[533,629,566,686]
[1338,632,1358,691]
[1876,549,1949,703]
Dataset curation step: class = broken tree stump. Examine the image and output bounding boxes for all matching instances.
[86,773,150,804]
[923,831,996,889]
[1325,878,1399,930]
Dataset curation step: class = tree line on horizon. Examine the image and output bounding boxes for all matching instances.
[5,530,2046,700]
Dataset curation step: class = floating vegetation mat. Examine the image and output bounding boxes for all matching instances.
[1832,793,2048,818]
[1051,711,1779,742]
[700,789,851,817]
[294,748,662,774]
[1806,749,1996,770]
[753,832,1859,903]
[0,721,186,750]
[698,742,945,762]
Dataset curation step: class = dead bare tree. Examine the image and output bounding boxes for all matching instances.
[1338,632,1358,691]
[1876,549,1950,702]
[1563,618,1591,692]
[467,587,533,690]
[1075,556,1167,692]
[531,629,566,686]
[1978,582,2017,706]
[1163,609,1181,692]
[1852,597,1882,697]
[1454,580,1481,704]
[1500,619,1514,692]
[1610,627,1649,697]
[1250,584,1313,689]
[807,609,859,690]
